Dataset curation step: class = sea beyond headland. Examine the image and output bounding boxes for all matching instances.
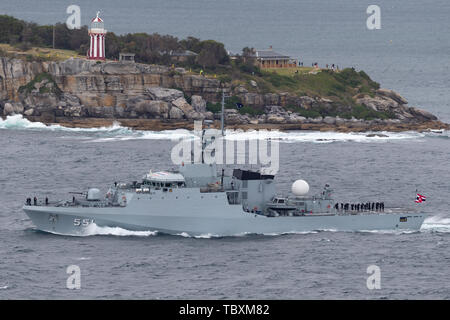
[0,15,448,132]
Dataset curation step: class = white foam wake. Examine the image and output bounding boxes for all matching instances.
[82,223,158,237]
[421,216,450,233]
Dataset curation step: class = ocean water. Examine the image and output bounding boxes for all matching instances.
[0,0,449,299]
[0,116,449,299]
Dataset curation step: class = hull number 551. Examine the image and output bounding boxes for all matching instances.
[74,218,95,227]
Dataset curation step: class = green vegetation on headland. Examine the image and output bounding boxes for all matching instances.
[0,15,394,120]
[18,72,62,96]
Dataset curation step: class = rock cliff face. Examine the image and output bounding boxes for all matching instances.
[0,57,444,130]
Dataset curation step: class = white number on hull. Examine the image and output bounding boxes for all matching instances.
[73,218,95,227]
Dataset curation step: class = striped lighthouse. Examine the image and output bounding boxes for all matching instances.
[87,11,106,60]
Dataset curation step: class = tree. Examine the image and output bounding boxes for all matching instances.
[195,40,229,68]
[236,47,259,75]
[180,36,201,53]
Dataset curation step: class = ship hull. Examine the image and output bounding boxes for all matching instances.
[23,205,426,236]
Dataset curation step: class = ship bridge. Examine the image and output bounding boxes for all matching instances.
[143,171,185,188]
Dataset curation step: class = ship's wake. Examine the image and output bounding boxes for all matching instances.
[421,216,450,233]
[81,223,158,237]
[74,217,450,238]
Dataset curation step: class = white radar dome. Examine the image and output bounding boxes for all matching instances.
[291,180,310,196]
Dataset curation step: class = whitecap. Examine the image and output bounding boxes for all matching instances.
[1,115,430,144]
[0,114,131,134]
[223,129,425,144]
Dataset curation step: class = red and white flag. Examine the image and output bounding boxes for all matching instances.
[415,193,426,203]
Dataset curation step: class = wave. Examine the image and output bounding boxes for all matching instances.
[0,114,50,129]
[223,129,426,143]
[0,114,132,134]
[90,128,427,144]
[424,130,450,139]
[2,114,446,144]
[177,232,221,239]
[81,223,158,237]
[93,129,196,142]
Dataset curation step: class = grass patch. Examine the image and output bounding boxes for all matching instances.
[0,43,82,62]
[263,66,315,76]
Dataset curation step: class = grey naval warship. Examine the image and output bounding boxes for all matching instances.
[23,97,426,236]
[23,146,426,236]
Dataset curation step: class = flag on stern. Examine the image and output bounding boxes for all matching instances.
[415,193,426,203]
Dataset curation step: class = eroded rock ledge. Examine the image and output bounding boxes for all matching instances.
[0,57,447,132]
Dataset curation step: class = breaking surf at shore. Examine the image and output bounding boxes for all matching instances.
[1,114,447,144]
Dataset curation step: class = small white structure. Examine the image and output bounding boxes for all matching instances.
[119,53,135,63]
[291,180,310,196]
[87,11,106,61]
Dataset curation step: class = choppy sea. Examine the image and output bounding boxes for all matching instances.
[0,115,448,299]
[0,0,449,299]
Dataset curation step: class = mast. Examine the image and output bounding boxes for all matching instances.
[221,89,225,136]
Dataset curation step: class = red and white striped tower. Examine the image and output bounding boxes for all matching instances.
[87,11,106,60]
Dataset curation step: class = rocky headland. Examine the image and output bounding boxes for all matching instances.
[0,57,447,132]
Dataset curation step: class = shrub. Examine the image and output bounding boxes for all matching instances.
[18,72,62,97]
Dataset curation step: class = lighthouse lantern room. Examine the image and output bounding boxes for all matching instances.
[88,11,106,60]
